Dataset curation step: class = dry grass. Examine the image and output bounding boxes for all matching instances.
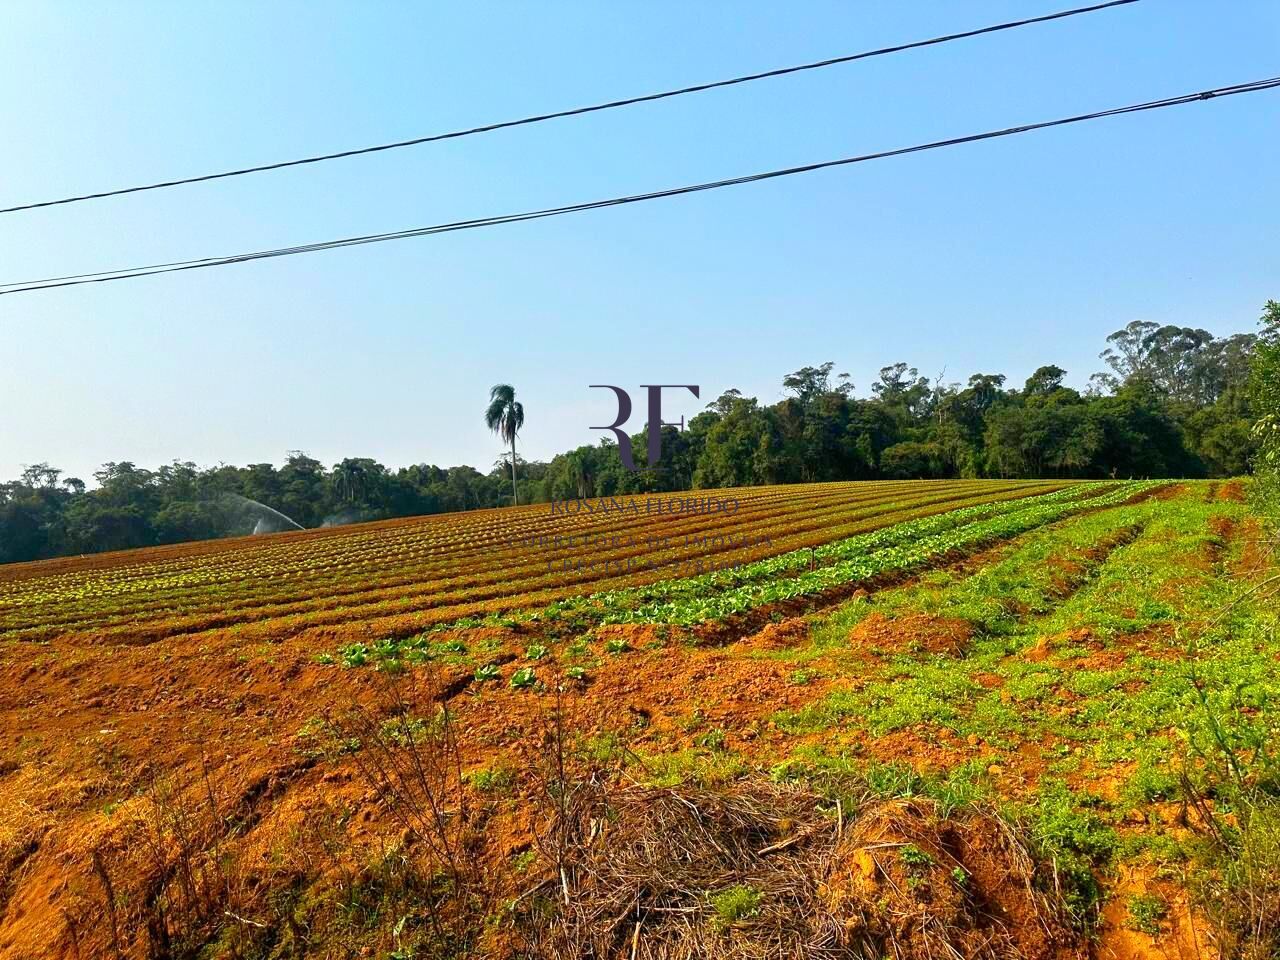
[320,673,496,953]
[62,757,250,960]
[515,780,1083,960]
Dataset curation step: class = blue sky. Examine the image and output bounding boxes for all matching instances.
[1,1,1276,484]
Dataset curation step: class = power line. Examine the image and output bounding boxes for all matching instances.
[0,0,1140,216]
[2,76,1275,297]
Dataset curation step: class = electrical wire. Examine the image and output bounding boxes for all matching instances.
[2,76,1274,296]
[0,0,1141,215]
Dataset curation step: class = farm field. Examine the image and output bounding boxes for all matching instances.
[0,478,1274,960]
[0,479,1075,646]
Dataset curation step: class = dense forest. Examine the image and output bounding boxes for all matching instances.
[1,314,1270,565]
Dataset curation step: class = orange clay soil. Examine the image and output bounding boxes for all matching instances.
[0,488,1229,960]
[0,615,829,956]
[0,595,1192,959]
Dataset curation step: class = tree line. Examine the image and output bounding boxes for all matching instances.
[0,314,1268,565]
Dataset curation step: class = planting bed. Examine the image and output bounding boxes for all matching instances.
[2,479,1274,960]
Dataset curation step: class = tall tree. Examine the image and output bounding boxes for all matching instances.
[782,362,838,407]
[485,383,525,506]
[1023,365,1068,399]
[1251,301,1280,510]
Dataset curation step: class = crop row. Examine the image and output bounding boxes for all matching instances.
[554,482,1115,619]
[1,480,1032,613]
[14,479,1060,636]
[616,481,1162,625]
[0,482,909,607]
[2,480,893,596]
[353,481,1152,656]
[2,481,1069,643]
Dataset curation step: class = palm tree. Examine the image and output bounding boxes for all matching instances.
[485,384,524,506]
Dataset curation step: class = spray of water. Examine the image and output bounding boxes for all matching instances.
[321,507,376,528]
[218,494,305,534]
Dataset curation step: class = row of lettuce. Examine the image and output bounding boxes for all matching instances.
[338,481,1161,666]
[600,481,1160,625]
[570,482,1116,623]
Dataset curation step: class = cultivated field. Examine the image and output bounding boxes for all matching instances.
[0,480,1074,646]
[0,479,1274,960]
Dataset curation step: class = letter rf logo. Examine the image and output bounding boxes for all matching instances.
[589,384,700,471]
